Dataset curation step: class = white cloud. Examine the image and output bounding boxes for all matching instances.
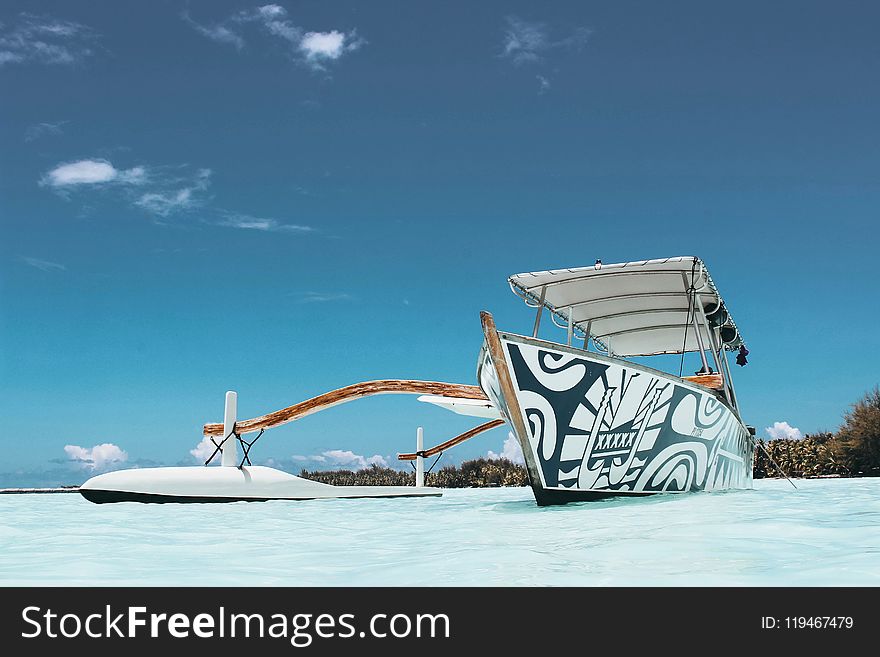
[43,159,115,186]
[501,16,591,65]
[301,30,363,70]
[764,422,804,440]
[295,291,352,303]
[64,443,128,470]
[190,437,221,464]
[218,212,314,233]
[487,432,525,464]
[292,454,326,464]
[24,120,67,142]
[292,449,387,470]
[41,159,145,188]
[301,31,345,59]
[256,5,287,20]
[0,14,98,67]
[186,5,363,70]
[326,449,388,469]
[21,256,65,272]
[765,421,804,441]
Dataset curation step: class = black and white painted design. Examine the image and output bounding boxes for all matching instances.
[479,335,753,505]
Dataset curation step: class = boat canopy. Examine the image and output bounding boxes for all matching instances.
[508,256,745,357]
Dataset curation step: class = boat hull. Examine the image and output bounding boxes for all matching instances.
[479,331,754,506]
[79,466,441,503]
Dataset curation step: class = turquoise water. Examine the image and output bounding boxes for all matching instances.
[1,478,878,586]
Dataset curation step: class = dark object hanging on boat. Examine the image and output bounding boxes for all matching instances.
[736,345,749,367]
[705,304,728,328]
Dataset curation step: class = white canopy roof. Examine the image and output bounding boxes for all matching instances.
[508,256,744,357]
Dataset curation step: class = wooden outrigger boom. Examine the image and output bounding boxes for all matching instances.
[203,379,489,437]
[397,419,506,461]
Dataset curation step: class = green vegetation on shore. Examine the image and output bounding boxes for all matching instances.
[303,387,880,487]
[757,386,880,478]
[301,457,529,488]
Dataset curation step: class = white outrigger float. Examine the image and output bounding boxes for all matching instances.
[78,386,458,503]
[81,256,754,506]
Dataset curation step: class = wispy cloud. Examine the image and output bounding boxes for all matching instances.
[40,158,215,218]
[24,120,68,142]
[40,157,315,232]
[501,16,591,65]
[135,189,196,216]
[181,11,245,50]
[294,291,352,303]
[292,449,388,470]
[40,159,146,188]
[135,168,212,217]
[0,13,98,67]
[185,4,364,71]
[501,16,591,93]
[502,17,547,65]
[190,446,388,471]
[237,4,303,42]
[765,421,804,441]
[487,432,525,465]
[217,211,314,233]
[20,256,66,272]
[536,74,550,95]
[63,443,128,471]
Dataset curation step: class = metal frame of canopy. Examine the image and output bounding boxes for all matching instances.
[508,256,745,413]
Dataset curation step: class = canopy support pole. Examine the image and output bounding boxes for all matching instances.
[697,303,733,406]
[691,312,711,374]
[681,271,710,374]
[720,347,740,412]
[532,286,546,337]
[567,307,573,346]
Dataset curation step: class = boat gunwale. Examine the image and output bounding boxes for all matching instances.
[495,329,744,424]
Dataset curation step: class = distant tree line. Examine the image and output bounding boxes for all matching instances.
[755,387,880,478]
[302,387,880,486]
[300,457,529,488]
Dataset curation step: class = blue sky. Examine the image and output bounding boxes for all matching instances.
[2,1,878,486]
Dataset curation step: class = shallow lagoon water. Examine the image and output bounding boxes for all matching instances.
[1,478,878,586]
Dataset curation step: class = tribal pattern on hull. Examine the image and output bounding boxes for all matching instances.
[485,338,753,495]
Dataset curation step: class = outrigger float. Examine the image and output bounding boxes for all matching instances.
[81,256,755,506]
